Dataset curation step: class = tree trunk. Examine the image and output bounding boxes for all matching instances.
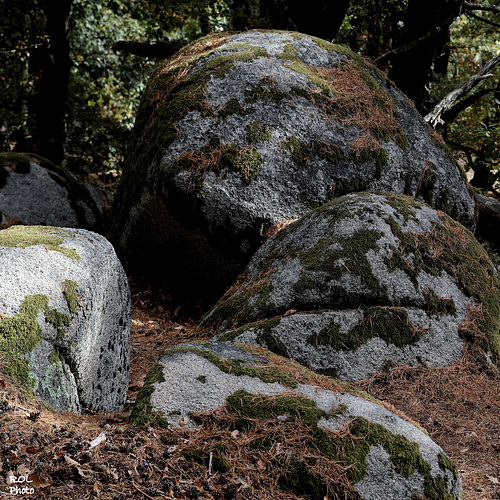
[32,0,73,165]
[390,0,465,113]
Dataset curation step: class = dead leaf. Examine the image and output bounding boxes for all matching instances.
[16,464,31,477]
[64,456,81,467]
[256,459,265,470]
[0,379,6,388]
[94,482,101,494]
[230,430,239,438]
[178,416,189,426]
[487,475,499,484]
[89,431,106,450]
[29,473,51,489]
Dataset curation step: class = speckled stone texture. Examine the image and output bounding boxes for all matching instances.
[111,30,476,297]
[0,225,131,412]
[131,340,463,500]
[0,152,105,232]
[200,192,500,381]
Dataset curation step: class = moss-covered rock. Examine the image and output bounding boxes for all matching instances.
[201,192,499,380]
[0,225,131,412]
[0,152,106,232]
[130,340,462,499]
[111,30,476,299]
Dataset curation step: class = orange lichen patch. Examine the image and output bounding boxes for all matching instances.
[262,219,299,241]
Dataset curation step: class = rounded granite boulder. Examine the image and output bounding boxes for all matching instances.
[111,30,476,297]
[130,340,463,499]
[0,152,105,232]
[0,225,131,412]
[200,192,500,381]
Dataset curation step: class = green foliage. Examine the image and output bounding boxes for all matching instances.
[0,0,231,182]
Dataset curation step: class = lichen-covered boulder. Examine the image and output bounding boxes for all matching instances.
[111,30,476,297]
[0,152,105,232]
[131,340,463,499]
[0,225,131,412]
[200,192,500,381]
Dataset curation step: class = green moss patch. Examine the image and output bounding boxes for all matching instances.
[224,389,457,498]
[294,229,388,307]
[182,447,230,473]
[129,362,169,428]
[307,308,418,351]
[203,269,274,329]
[172,138,262,185]
[62,280,78,314]
[218,97,255,118]
[0,225,80,261]
[424,289,457,317]
[380,196,500,362]
[162,344,298,388]
[0,293,74,389]
[246,121,271,143]
[281,137,310,167]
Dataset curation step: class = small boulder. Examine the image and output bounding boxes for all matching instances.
[0,225,131,412]
[130,340,463,499]
[0,152,105,232]
[201,192,500,380]
[111,30,476,297]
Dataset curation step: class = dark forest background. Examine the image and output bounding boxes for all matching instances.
[1,0,498,194]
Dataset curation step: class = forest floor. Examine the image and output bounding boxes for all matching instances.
[1,274,500,500]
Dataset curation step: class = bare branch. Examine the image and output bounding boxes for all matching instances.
[112,40,188,59]
[442,87,496,123]
[466,10,500,27]
[463,2,500,13]
[425,53,500,127]
[374,4,465,67]
[374,30,436,66]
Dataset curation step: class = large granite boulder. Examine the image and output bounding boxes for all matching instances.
[0,225,131,412]
[130,340,463,499]
[200,192,500,381]
[111,30,476,297]
[0,152,105,232]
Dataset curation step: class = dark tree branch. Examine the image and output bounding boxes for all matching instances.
[425,53,500,127]
[463,2,500,13]
[112,40,188,59]
[374,6,463,66]
[466,10,500,27]
[446,139,477,169]
[373,30,436,66]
